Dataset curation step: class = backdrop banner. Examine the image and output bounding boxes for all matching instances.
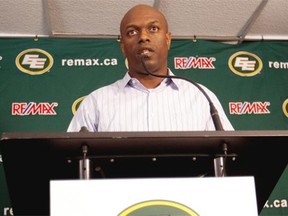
[260,165,288,216]
[0,38,287,215]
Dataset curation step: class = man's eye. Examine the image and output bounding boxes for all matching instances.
[150,26,159,32]
[128,30,137,36]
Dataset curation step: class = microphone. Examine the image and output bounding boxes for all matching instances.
[79,126,90,132]
[140,56,224,131]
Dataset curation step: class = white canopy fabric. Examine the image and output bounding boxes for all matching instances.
[0,0,288,43]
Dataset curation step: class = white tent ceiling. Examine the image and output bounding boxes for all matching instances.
[0,0,288,43]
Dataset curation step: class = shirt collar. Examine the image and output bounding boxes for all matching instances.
[119,69,180,90]
[119,72,132,89]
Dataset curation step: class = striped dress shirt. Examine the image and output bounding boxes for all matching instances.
[67,71,234,132]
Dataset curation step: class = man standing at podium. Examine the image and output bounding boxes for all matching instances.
[67,4,234,132]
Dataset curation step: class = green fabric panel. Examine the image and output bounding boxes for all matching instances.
[0,38,287,215]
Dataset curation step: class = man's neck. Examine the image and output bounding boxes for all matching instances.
[129,68,169,88]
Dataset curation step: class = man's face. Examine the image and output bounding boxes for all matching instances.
[120,6,171,76]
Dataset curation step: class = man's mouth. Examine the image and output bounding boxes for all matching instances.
[141,49,150,55]
[138,48,154,56]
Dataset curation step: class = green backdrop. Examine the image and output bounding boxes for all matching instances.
[0,38,287,215]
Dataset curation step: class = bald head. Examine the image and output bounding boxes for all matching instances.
[119,4,172,87]
[120,4,169,38]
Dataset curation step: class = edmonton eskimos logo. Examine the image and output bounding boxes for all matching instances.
[118,200,199,216]
[228,51,263,77]
[71,96,86,114]
[125,58,129,69]
[283,99,288,118]
[15,48,53,75]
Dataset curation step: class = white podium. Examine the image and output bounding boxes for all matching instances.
[50,176,258,216]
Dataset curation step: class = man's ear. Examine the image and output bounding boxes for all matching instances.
[120,41,126,57]
[166,32,172,50]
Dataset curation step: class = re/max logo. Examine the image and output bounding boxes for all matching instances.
[174,57,216,69]
[12,102,58,115]
[229,101,270,114]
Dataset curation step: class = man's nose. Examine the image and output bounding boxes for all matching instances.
[139,30,150,43]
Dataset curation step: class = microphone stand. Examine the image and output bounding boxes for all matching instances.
[140,56,228,177]
[79,126,92,179]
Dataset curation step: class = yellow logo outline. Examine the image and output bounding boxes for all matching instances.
[118,200,199,216]
[71,96,86,114]
[282,99,288,118]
